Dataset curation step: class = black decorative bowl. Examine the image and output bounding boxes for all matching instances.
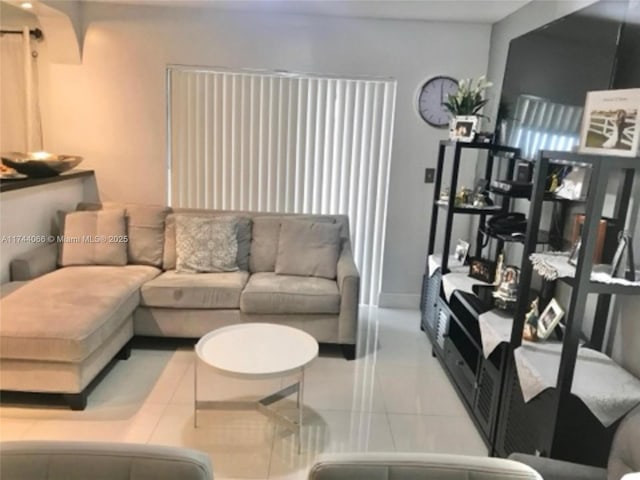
[1,152,83,178]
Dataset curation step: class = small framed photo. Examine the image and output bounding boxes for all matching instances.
[468,257,496,283]
[537,298,565,340]
[579,88,640,157]
[449,115,478,142]
[568,238,581,266]
[454,239,470,265]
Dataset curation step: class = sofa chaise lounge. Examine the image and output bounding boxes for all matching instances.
[0,203,360,409]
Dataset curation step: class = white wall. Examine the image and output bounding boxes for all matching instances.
[0,3,92,284]
[38,3,492,307]
[0,177,97,283]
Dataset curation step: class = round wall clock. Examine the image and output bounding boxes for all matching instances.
[417,76,459,128]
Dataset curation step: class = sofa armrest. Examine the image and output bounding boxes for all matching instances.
[10,243,58,281]
[337,241,359,293]
[309,453,542,480]
[336,241,360,345]
[508,454,607,480]
[0,441,213,480]
[10,243,58,282]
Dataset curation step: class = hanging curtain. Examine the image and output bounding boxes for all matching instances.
[0,27,42,152]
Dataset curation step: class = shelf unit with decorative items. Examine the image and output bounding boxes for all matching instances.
[494,150,640,468]
[420,139,521,450]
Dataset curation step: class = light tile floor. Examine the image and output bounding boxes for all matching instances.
[0,308,486,479]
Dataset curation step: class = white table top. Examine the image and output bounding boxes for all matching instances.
[196,323,319,378]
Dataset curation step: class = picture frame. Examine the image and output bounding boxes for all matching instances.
[555,166,591,201]
[468,257,496,283]
[568,238,581,266]
[449,115,478,142]
[536,298,565,340]
[454,239,470,265]
[578,88,640,157]
[611,232,635,281]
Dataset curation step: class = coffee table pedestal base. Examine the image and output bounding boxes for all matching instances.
[194,371,305,453]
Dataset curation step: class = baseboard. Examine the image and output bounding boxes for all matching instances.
[377,293,420,309]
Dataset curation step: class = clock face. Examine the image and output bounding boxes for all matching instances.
[418,76,459,128]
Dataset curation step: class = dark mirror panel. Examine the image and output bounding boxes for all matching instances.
[613,5,640,89]
[498,0,639,158]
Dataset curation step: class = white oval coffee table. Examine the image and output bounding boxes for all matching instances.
[194,323,319,453]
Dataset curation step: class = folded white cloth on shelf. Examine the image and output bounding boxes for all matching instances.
[530,251,573,280]
[530,252,640,286]
[427,254,466,277]
[514,342,640,427]
[478,310,514,358]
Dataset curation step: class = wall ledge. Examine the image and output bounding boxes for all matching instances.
[0,169,94,193]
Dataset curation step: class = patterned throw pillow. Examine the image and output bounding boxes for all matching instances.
[175,215,239,273]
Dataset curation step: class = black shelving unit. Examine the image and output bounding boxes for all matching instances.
[495,150,640,467]
[422,141,640,461]
[426,140,520,272]
[421,140,520,449]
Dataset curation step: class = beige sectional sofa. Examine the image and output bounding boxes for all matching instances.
[0,203,359,409]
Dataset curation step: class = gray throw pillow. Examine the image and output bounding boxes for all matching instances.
[59,209,128,266]
[275,219,341,279]
[77,202,169,267]
[175,215,239,273]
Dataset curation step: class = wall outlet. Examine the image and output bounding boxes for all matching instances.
[424,168,435,184]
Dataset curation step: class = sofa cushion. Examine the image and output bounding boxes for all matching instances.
[240,272,340,314]
[276,219,341,279]
[175,215,239,273]
[59,209,128,267]
[140,270,249,309]
[78,202,169,267]
[249,215,336,273]
[164,212,252,272]
[0,265,160,362]
[249,216,282,273]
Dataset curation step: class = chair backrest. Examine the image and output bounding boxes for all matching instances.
[608,404,640,480]
[0,441,213,480]
[309,452,542,480]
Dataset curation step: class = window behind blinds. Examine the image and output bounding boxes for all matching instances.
[167,66,397,305]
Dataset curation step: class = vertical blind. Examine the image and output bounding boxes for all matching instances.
[168,66,397,305]
[506,94,583,159]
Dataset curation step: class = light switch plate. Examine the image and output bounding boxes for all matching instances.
[424,168,435,183]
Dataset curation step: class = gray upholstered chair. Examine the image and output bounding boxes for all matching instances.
[0,441,213,480]
[510,404,640,480]
[308,452,542,479]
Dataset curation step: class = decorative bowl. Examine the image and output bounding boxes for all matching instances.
[1,152,83,178]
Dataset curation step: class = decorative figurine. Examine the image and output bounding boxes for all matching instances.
[455,186,472,206]
[472,178,491,208]
[493,265,520,310]
[494,253,504,286]
[522,297,540,341]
